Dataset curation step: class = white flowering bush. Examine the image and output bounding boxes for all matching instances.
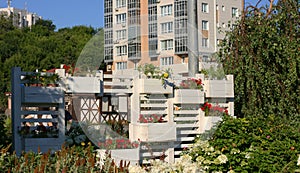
[129,155,199,173]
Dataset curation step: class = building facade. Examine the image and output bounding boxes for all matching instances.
[104,0,243,71]
[0,4,42,28]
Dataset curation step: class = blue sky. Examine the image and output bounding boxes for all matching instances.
[1,0,270,29]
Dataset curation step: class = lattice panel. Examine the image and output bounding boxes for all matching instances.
[80,97,101,123]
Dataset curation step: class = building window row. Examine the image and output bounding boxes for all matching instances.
[104,46,113,61]
[148,23,157,38]
[161,39,173,51]
[116,0,126,8]
[175,37,187,53]
[161,56,174,66]
[128,43,141,58]
[128,0,140,9]
[128,9,140,25]
[116,45,127,56]
[175,18,187,35]
[117,62,127,70]
[161,4,172,16]
[116,29,126,40]
[161,22,173,34]
[105,0,113,13]
[104,15,113,28]
[116,13,126,24]
[148,6,157,21]
[105,30,113,44]
[174,0,187,17]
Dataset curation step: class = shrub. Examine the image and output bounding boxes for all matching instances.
[185,115,300,172]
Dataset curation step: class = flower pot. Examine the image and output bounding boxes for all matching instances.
[22,86,64,103]
[203,76,234,98]
[129,122,176,142]
[174,89,204,104]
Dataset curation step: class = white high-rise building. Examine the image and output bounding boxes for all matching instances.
[0,1,42,28]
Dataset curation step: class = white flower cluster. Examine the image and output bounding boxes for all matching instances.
[129,155,199,173]
[297,155,300,166]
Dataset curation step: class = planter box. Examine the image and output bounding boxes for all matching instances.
[138,79,173,94]
[129,123,176,142]
[198,116,222,133]
[203,76,234,98]
[24,138,64,153]
[22,86,64,103]
[96,148,140,166]
[174,89,204,104]
[63,77,102,94]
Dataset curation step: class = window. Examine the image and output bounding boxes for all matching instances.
[232,8,238,17]
[104,15,113,28]
[202,55,209,62]
[175,37,187,53]
[175,18,187,34]
[128,43,141,59]
[116,0,126,8]
[105,30,113,44]
[161,22,173,33]
[116,45,127,56]
[116,62,127,70]
[202,38,208,48]
[161,5,172,16]
[161,39,173,50]
[202,3,208,13]
[116,29,126,40]
[116,13,126,24]
[222,5,225,11]
[148,23,157,38]
[161,56,174,66]
[148,6,157,21]
[202,20,208,30]
[175,1,187,17]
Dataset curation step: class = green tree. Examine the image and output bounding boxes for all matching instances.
[0,17,104,112]
[219,0,300,118]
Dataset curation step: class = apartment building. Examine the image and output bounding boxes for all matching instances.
[104,0,243,71]
[0,2,42,28]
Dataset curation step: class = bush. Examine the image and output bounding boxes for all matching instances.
[185,115,300,172]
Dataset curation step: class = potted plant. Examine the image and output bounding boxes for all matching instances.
[198,102,228,133]
[129,114,176,142]
[174,78,205,104]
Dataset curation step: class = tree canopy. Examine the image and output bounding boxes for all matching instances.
[0,18,104,112]
[219,0,300,118]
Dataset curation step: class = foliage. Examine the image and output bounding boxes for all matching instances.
[137,63,171,80]
[106,119,129,138]
[177,78,203,90]
[0,115,12,149]
[218,0,300,118]
[22,72,61,86]
[201,102,229,116]
[0,144,129,172]
[97,138,139,150]
[185,115,300,172]
[138,114,164,123]
[202,65,226,80]
[0,18,104,112]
